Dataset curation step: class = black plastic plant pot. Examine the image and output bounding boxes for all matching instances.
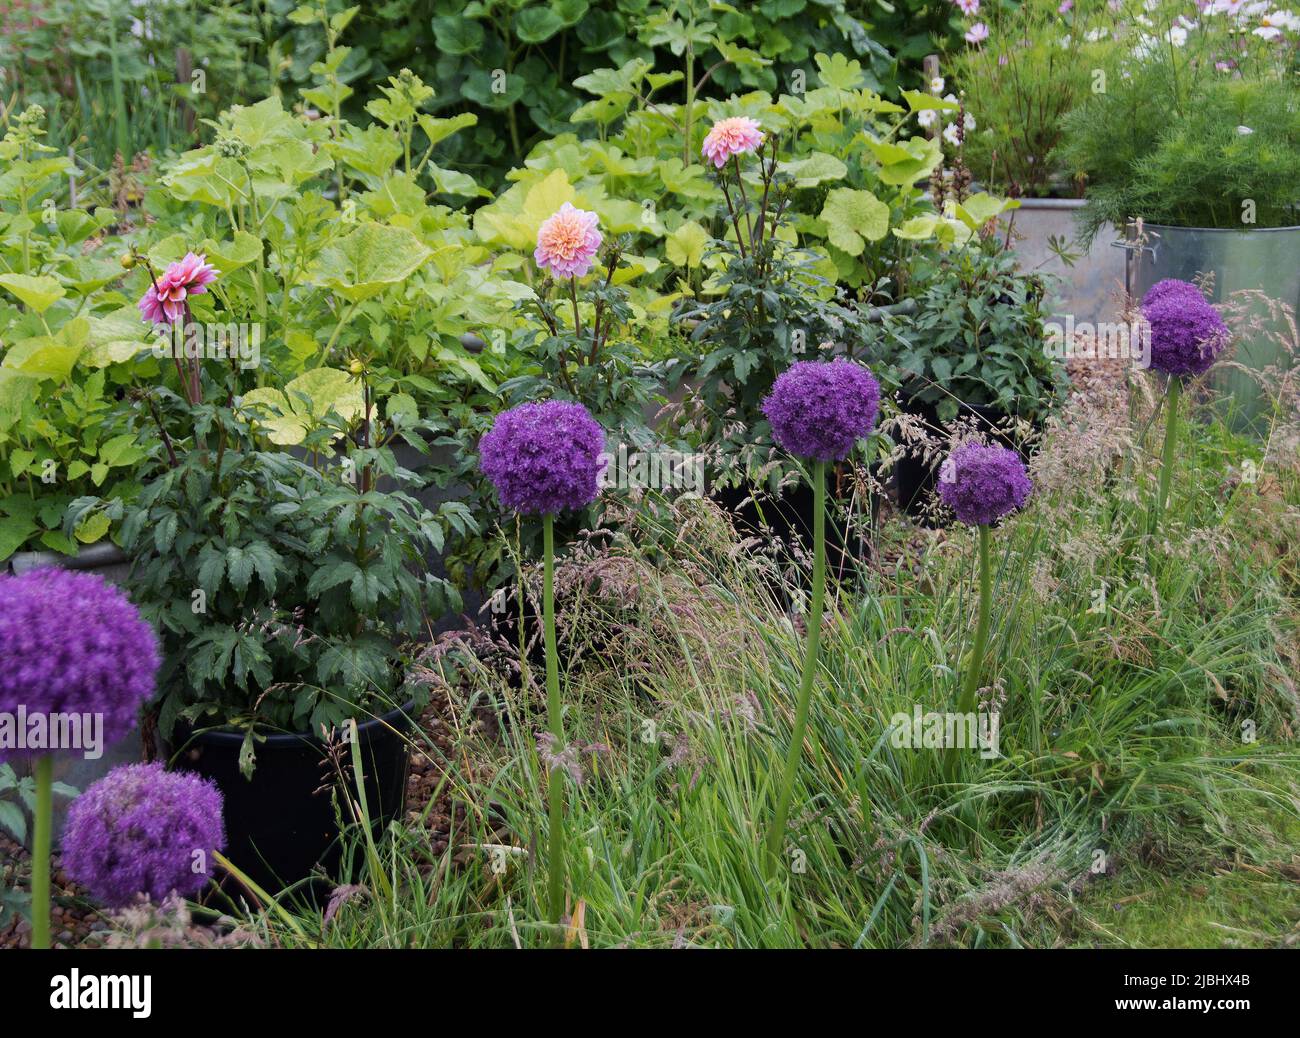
[710,463,882,582]
[166,701,415,896]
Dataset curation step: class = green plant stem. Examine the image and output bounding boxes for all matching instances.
[958,524,992,717]
[1150,374,1182,536]
[31,754,53,950]
[543,513,566,930]
[764,459,826,879]
[945,524,992,781]
[568,277,581,340]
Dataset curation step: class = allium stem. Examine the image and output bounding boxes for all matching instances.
[31,754,53,949]
[542,514,566,930]
[946,525,991,781]
[1150,374,1182,536]
[765,460,826,879]
[959,524,992,718]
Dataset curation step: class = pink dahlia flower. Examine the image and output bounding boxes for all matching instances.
[138,251,218,326]
[701,116,765,169]
[534,203,602,279]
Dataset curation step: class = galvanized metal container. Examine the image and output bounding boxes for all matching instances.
[1004,198,1126,326]
[1116,222,1300,433]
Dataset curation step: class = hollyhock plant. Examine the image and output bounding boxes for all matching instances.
[938,444,1032,759]
[137,251,217,326]
[62,763,225,908]
[1140,280,1231,532]
[0,568,159,948]
[479,400,605,928]
[759,360,881,876]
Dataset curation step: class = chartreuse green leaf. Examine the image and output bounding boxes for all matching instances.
[666,221,710,269]
[309,223,432,302]
[240,368,365,445]
[73,511,111,544]
[819,189,890,256]
[416,113,477,148]
[780,152,849,189]
[85,306,155,367]
[2,318,89,381]
[200,231,262,273]
[473,169,577,252]
[0,274,64,313]
[871,135,943,187]
[901,90,960,113]
[954,192,1020,231]
[814,52,866,91]
[893,214,941,241]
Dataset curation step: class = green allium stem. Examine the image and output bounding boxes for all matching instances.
[1150,374,1183,536]
[958,524,992,718]
[946,524,992,781]
[765,460,826,879]
[31,754,53,950]
[542,514,566,930]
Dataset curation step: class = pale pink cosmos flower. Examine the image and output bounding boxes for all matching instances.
[954,0,980,14]
[966,21,990,43]
[534,202,602,279]
[701,116,765,169]
[137,252,218,326]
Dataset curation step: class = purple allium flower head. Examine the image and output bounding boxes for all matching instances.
[62,763,225,908]
[938,443,1033,526]
[762,359,881,462]
[479,400,606,515]
[0,568,159,762]
[1142,290,1230,377]
[1141,277,1205,310]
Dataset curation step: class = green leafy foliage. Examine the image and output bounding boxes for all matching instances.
[107,397,471,766]
[1056,3,1300,239]
[0,105,142,561]
[0,0,271,169]
[270,0,934,187]
[875,241,1064,423]
[947,0,1115,197]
